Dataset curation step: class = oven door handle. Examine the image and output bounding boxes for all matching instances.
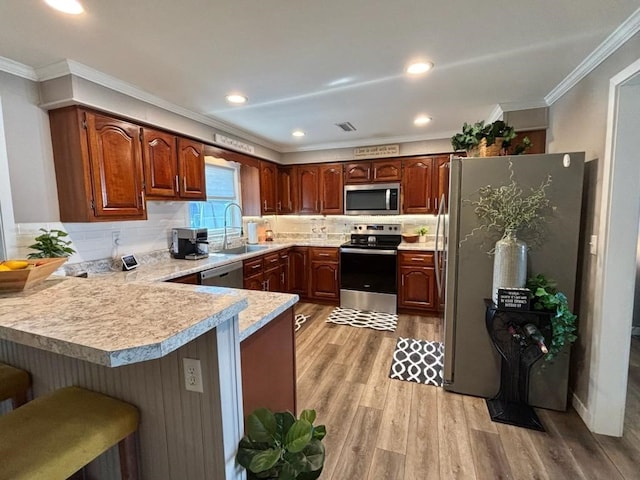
[340,248,397,255]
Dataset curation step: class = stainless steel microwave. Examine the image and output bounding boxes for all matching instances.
[344,183,400,215]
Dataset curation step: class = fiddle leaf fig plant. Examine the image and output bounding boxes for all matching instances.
[526,274,578,362]
[237,408,326,480]
[27,228,76,258]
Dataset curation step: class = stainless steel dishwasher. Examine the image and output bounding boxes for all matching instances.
[199,261,243,288]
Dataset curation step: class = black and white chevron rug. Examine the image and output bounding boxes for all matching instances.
[294,313,310,332]
[389,337,444,387]
[325,307,397,332]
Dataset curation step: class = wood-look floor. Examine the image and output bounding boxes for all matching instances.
[294,303,640,480]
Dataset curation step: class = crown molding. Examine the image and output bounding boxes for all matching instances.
[0,56,38,81]
[498,100,549,112]
[487,104,504,122]
[34,60,282,152]
[545,7,640,105]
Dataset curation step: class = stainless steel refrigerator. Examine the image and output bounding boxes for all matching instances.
[438,153,584,411]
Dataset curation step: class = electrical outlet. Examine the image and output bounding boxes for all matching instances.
[183,358,203,393]
[112,230,121,247]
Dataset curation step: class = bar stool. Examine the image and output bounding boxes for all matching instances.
[0,385,140,480]
[0,362,30,409]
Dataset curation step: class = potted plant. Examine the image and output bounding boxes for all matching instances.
[416,226,429,243]
[451,120,531,157]
[236,408,326,480]
[27,229,76,258]
[526,274,577,362]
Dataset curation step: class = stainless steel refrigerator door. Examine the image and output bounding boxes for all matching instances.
[443,153,585,407]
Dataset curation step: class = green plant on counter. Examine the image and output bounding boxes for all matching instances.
[27,228,76,258]
[526,274,578,362]
[416,226,429,236]
[237,408,326,480]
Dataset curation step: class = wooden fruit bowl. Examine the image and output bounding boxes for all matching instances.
[402,234,419,243]
[0,258,68,292]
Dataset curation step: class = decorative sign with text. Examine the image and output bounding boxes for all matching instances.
[353,144,400,159]
[214,134,255,155]
[497,288,531,311]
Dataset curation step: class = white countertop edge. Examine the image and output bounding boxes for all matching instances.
[239,294,299,342]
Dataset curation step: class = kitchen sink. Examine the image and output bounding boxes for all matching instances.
[220,244,270,255]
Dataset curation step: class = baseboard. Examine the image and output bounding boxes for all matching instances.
[571,391,592,428]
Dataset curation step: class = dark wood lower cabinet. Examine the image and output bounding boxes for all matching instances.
[240,308,296,415]
[398,266,436,311]
[165,272,199,284]
[310,262,339,301]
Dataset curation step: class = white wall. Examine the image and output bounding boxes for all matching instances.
[548,31,640,433]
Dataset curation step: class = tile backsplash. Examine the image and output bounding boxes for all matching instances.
[12,204,440,264]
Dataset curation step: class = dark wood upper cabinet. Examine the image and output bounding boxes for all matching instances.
[432,155,450,213]
[142,128,178,198]
[297,165,320,214]
[319,164,343,214]
[344,162,371,183]
[372,159,401,182]
[401,156,433,214]
[177,138,205,199]
[345,159,402,184]
[260,161,278,214]
[277,166,296,214]
[49,106,147,222]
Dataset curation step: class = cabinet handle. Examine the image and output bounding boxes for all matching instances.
[281,272,285,284]
[175,175,180,193]
[263,200,267,211]
[411,257,424,262]
[401,275,405,286]
[319,253,329,257]
[434,197,438,210]
[427,197,430,210]
[289,200,292,210]
[278,201,282,211]
[334,269,337,281]
[183,176,187,192]
[367,167,371,178]
[140,190,145,210]
[315,200,318,211]
[251,264,261,270]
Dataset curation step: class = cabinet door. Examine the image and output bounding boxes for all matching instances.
[399,266,436,310]
[402,157,433,214]
[142,128,178,198]
[344,162,371,183]
[372,159,402,182]
[264,267,282,292]
[320,164,343,214]
[260,161,278,214]
[244,272,264,291]
[177,138,205,199]
[166,273,199,284]
[297,166,320,214]
[432,155,450,213]
[240,162,261,216]
[310,261,339,300]
[277,166,296,214]
[288,248,308,297]
[280,251,290,292]
[85,111,146,219]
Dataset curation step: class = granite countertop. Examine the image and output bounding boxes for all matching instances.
[398,240,437,251]
[0,278,249,367]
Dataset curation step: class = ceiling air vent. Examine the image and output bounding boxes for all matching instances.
[335,122,357,132]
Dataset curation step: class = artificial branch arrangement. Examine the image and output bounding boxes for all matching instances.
[467,162,553,248]
[27,229,76,258]
[527,273,578,362]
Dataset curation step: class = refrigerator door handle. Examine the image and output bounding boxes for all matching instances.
[434,193,445,296]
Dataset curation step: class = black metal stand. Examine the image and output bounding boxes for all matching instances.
[484,299,551,431]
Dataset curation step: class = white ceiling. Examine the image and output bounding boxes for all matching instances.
[1,0,639,152]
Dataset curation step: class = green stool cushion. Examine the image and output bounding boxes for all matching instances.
[0,385,139,480]
[0,363,30,403]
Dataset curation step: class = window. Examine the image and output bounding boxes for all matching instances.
[189,157,242,240]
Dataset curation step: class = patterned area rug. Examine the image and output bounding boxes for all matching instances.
[294,313,310,332]
[389,337,444,387]
[325,307,397,332]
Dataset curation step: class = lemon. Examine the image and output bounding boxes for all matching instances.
[0,265,10,271]
[2,260,29,270]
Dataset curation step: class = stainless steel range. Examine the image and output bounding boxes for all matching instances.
[340,223,402,314]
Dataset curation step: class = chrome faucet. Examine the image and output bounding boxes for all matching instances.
[223,202,243,250]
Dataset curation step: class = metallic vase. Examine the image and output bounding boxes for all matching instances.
[492,231,528,303]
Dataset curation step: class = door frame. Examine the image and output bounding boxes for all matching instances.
[0,96,16,260]
[589,58,640,435]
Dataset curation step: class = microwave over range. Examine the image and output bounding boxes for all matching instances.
[344,183,400,215]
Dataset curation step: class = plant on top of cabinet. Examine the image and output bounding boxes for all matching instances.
[451,120,531,157]
[237,408,326,480]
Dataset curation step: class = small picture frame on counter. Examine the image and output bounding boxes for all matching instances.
[121,254,139,271]
[497,288,531,311]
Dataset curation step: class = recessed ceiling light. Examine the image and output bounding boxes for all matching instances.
[225,94,248,104]
[414,115,432,126]
[44,0,84,14]
[292,130,305,137]
[406,62,434,75]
